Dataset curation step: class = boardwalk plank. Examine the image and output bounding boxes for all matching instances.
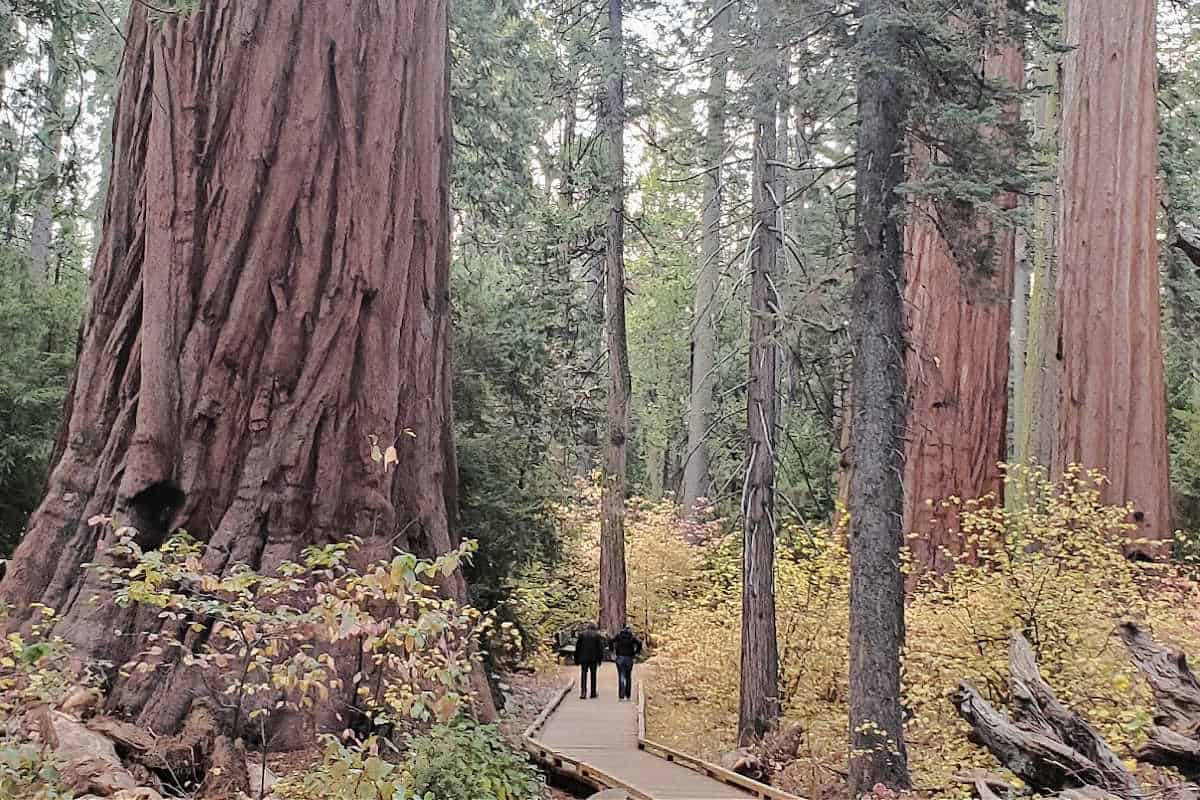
[534,664,751,800]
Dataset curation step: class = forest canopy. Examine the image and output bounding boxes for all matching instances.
[1,1,1200,800]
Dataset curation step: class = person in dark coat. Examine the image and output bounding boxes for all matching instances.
[574,622,606,699]
[611,626,642,701]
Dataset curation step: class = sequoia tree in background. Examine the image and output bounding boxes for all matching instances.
[0,0,495,737]
[599,0,630,635]
[28,16,69,284]
[681,0,731,516]
[903,9,1023,573]
[847,0,911,791]
[739,0,781,745]
[1013,47,1059,474]
[1050,0,1171,547]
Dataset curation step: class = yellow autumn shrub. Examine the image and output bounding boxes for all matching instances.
[649,465,1200,799]
[510,482,712,655]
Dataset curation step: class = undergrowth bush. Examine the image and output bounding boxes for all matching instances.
[405,719,543,800]
[275,721,541,800]
[511,482,712,652]
[273,736,412,800]
[651,465,1200,799]
[93,527,505,737]
[0,523,525,800]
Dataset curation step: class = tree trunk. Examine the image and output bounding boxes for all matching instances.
[0,9,20,238]
[847,0,911,791]
[902,10,1022,574]
[556,19,601,483]
[1014,47,1060,473]
[29,16,70,285]
[599,0,629,636]
[0,0,495,738]
[1051,0,1171,548]
[681,0,730,516]
[739,0,781,746]
[1009,221,1032,458]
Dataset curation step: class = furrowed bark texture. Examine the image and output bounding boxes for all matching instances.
[902,16,1022,573]
[848,1,911,791]
[739,0,780,746]
[1010,223,1032,456]
[1015,62,1060,472]
[1051,0,1170,546]
[0,0,496,736]
[681,0,730,516]
[599,0,629,636]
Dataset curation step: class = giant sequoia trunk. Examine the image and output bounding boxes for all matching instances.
[681,0,730,516]
[599,0,630,635]
[847,0,911,791]
[739,0,781,745]
[1050,0,1171,547]
[0,0,495,737]
[903,14,1022,574]
[1014,54,1060,473]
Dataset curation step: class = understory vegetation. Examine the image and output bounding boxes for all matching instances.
[511,469,1200,799]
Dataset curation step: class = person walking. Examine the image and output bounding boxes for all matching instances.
[611,626,642,701]
[574,622,606,700]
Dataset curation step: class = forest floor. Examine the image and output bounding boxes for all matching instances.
[496,667,579,800]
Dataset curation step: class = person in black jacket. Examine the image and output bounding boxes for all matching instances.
[611,627,642,701]
[574,623,606,699]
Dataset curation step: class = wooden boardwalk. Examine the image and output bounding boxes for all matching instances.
[524,664,800,800]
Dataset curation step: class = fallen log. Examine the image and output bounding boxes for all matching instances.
[1136,725,1200,782]
[1118,623,1200,730]
[953,768,1015,800]
[954,769,1129,800]
[1119,622,1200,782]
[953,681,1118,794]
[952,634,1142,799]
[1008,635,1142,798]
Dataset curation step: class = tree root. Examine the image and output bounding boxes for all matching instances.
[85,702,248,798]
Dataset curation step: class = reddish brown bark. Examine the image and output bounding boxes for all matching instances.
[1051,0,1171,547]
[903,25,1023,574]
[0,0,494,738]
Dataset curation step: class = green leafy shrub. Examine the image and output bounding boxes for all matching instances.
[91,525,512,738]
[274,736,414,800]
[277,722,541,800]
[404,720,542,800]
[0,740,71,800]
